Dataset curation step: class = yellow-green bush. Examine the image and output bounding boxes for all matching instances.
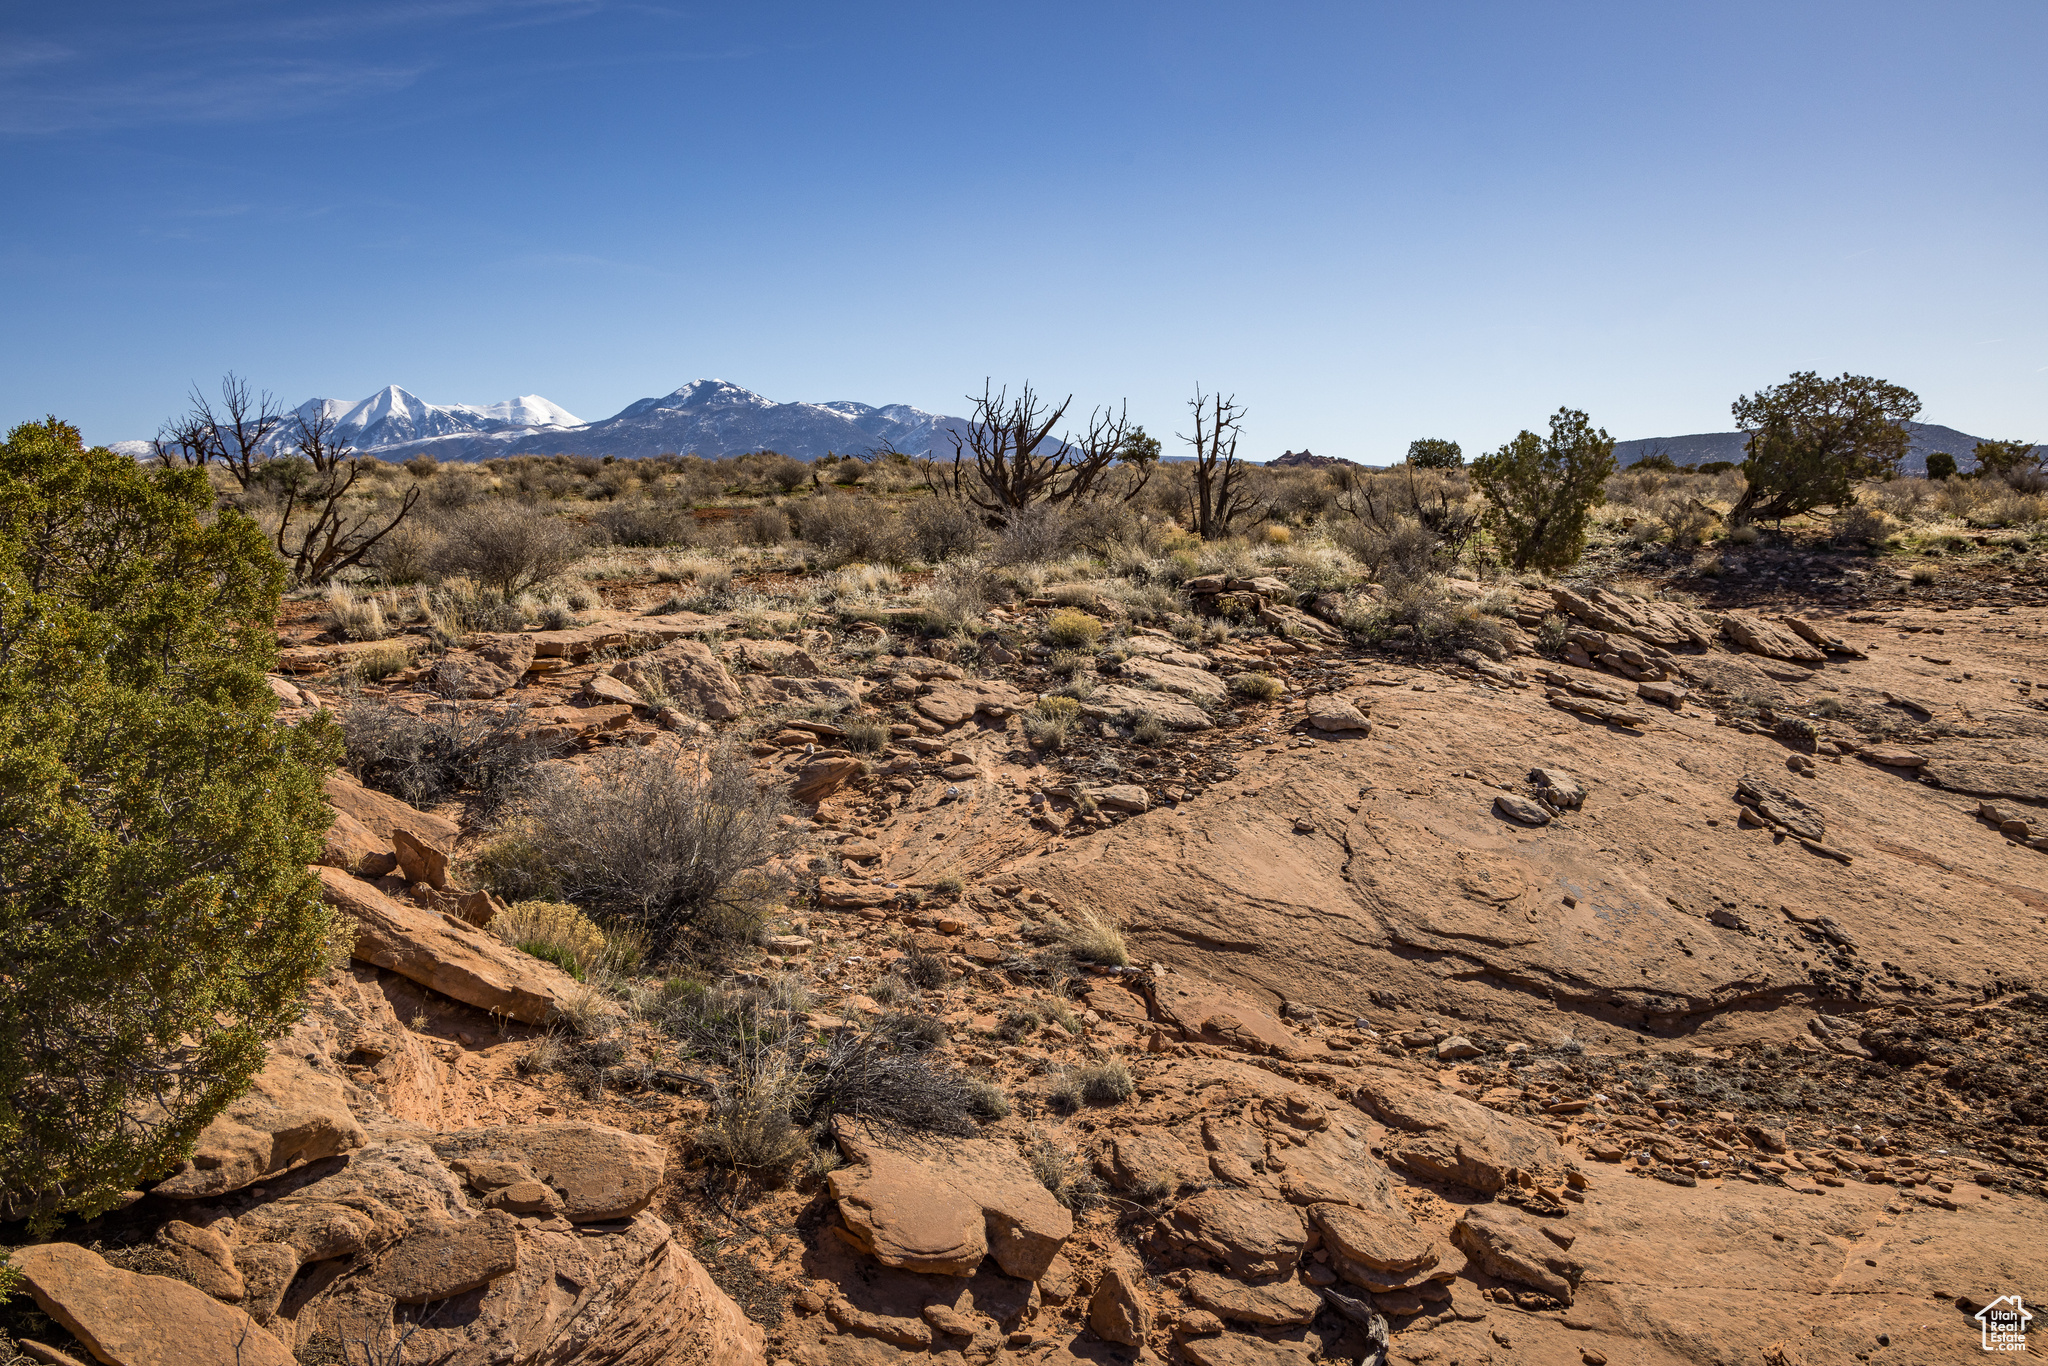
[1042,607,1103,648]
[493,900,607,976]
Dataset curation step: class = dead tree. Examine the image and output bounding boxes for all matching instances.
[930,381,1154,523]
[152,375,420,586]
[151,373,286,488]
[1181,388,1263,538]
[272,406,421,585]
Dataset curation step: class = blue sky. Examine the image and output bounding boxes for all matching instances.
[4,1,2043,458]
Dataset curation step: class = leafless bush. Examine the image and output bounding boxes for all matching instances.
[795,494,910,564]
[367,518,443,583]
[1332,515,1436,579]
[1830,504,1893,545]
[1869,477,1933,522]
[744,504,791,545]
[509,742,794,962]
[906,495,986,561]
[339,696,561,813]
[434,500,588,593]
[594,501,695,547]
[1654,494,1720,548]
[798,1031,979,1137]
[988,504,1073,564]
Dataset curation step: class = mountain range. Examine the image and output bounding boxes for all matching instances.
[112,379,2028,475]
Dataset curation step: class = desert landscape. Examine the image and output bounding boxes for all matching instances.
[4,392,2044,1366]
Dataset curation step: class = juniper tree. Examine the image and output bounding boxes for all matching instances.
[0,418,336,1230]
[1728,372,1919,524]
[1470,407,1616,572]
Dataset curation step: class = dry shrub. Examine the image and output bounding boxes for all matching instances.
[594,501,694,547]
[1343,572,1512,659]
[1230,672,1284,702]
[1869,477,1933,522]
[1062,908,1129,966]
[1967,491,2048,529]
[841,719,890,753]
[1025,695,1082,751]
[998,998,1080,1042]
[796,494,909,564]
[989,504,1073,565]
[1050,1060,1135,1111]
[697,1045,811,1182]
[507,742,792,963]
[906,496,985,561]
[1024,1127,1102,1213]
[339,696,559,813]
[367,517,443,584]
[324,586,391,641]
[745,504,792,545]
[797,1031,979,1136]
[1830,504,1893,545]
[1654,494,1720,548]
[433,500,588,593]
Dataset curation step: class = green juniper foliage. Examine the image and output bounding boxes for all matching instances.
[1470,407,1616,571]
[0,418,337,1231]
[1404,438,1463,469]
[1728,371,1919,524]
[1970,438,2040,482]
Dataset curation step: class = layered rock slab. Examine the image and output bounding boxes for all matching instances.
[319,865,577,1024]
[828,1118,1073,1280]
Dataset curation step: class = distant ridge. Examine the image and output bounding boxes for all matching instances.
[1613,422,2031,477]
[1267,449,1360,469]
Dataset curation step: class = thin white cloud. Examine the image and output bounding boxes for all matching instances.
[0,60,427,136]
[0,38,74,71]
[0,0,605,136]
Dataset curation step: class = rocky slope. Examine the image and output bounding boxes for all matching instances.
[8,553,2046,1366]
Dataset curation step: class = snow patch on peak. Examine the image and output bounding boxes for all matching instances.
[278,386,586,452]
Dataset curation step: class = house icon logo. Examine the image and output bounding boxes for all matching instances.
[1976,1295,2032,1352]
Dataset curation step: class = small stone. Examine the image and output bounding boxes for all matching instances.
[1088,1264,1151,1346]
[1436,1035,1482,1061]
[1494,793,1552,826]
[1528,767,1586,810]
[1306,697,1372,732]
[922,1303,983,1337]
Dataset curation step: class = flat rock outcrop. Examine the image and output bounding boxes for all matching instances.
[152,1048,367,1200]
[609,639,746,719]
[428,1122,664,1222]
[1352,1067,1566,1192]
[319,865,577,1023]
[12,1241,295,1366]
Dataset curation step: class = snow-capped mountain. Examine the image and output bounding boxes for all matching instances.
[341,379,964,463]
[290,385,582,452]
